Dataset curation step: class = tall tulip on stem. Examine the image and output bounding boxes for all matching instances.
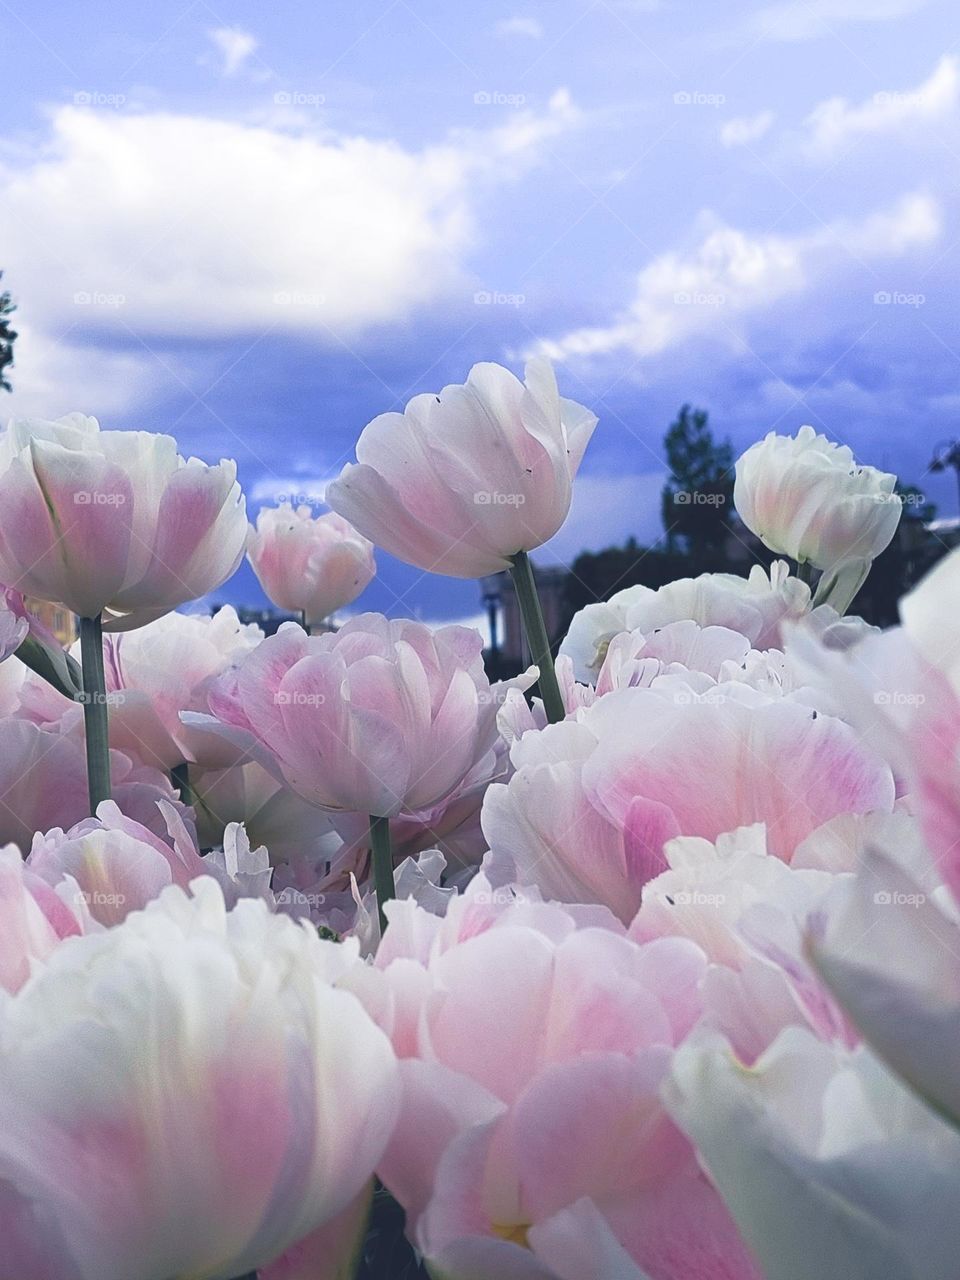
[78,613,111,811]
[509,550,565,723]
[369,813,394,931]
[326,359,598,713]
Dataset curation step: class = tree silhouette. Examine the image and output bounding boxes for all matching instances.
[660,405,735,570]
[0,274,17,392]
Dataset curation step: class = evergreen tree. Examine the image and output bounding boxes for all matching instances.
[0,274,17,392]
[660,405,735,569]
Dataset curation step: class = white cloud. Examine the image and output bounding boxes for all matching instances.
[494,16,544,39]
[0,94,577,348]
[0,93,578,414]
[720,110,775,148]
[752,0,928,41]
[803,54,959,156]
[530,191,940,364]
[2,323,161,420]
[209,27,259,77]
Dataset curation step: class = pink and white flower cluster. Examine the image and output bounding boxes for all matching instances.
[0,374,954,1279]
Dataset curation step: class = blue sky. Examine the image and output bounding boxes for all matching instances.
[4,0,960,625]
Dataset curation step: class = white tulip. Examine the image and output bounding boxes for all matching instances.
[734,425,901,571]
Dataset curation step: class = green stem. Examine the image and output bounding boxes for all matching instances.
[508,550,565,724]
[369,814,394,934]
[79,613,111,813]
[300,608,310,635]
[171,761,192,809]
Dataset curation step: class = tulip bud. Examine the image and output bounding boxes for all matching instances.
[733,425,901,571]
[247,505,375,625]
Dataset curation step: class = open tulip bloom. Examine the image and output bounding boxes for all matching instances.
[2,363,959,1280]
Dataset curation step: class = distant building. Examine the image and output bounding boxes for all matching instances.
[481,565,569,672]
[228,604,335,636]
[25,598,77,646]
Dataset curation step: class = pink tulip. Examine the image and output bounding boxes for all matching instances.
[630,822,868,1062]
[197,614,534,818]
[666,1024,960,1280]
[26,799,208,926]
[0,844,83,993]
[810,840,960,1130]
[0,717,189,849]
[369,897,761,1279]
[482,683,894,922]
[595,620,754,693]
[326,360,598,577]
[790,543,960,899]
[560,561,812,684]
[0,878,400,1280]
[0,595,28,664]
[18,605,264,772]
[0,414,247,627]
[248,504,376,624]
